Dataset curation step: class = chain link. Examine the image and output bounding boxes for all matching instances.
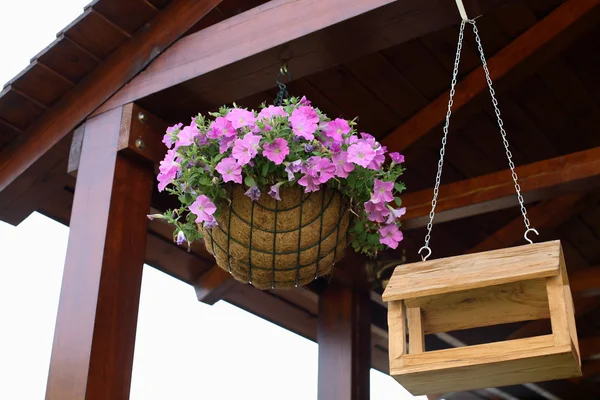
[419,20,537,261]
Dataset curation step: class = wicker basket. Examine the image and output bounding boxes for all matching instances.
[203,185,349,289]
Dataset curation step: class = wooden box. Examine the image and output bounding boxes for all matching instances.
[382,240,581,395]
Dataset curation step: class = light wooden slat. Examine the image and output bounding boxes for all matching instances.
[407,307,425,354]
[405,279,549,334]
[383,241,561,301]
[387,300,405,371]
[393,336,579,395]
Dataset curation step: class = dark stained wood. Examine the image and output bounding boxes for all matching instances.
[0,0,223,193]
[11,61,74,108]
[63,8,130,59]
[570,266,600,297]
[0,88,46,130]
[36,36,101,83]
[94,0,399,114]
[381,0,600,153]
[318,280,371,400]
[45,107,153,400]
[468,193,585,253]
[95,0,516,114]
[92,0,160,35]
[402,147,600,229]
[194,266,237,305]
[579,337,600,359]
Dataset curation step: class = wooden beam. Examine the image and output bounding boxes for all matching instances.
[94,0,398,115]
[381,0,600,153]
[402,147,600,229]
[318,280,371,400]
[45,107,153,399]
[194,266,237,305]
[0,0,222,204]
[579,337,600,360]
[570,267,600,298]
[468,193,584,254]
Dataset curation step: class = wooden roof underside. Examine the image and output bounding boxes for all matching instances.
[2,0,600,398]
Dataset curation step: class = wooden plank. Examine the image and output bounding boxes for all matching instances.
[407,307,425,354]
[0,0,223,192]
[387,300,405,371]
[394,336,579,395]
[45,107,153,400]
[318,280,371,400]
[546,275,572,346]
[193,266,237,305]
[405,279,550,334]
[383,241,561,301]
[381,0,600,153]
[402,146,600,229]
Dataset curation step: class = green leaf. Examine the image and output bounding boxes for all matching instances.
[199,177,212,186]
[261,162,269,177]
[244,176,256,187]
[394,197,403,207]
[394,182,406,193]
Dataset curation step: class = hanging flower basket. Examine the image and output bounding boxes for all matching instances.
[151,96,406,289]
[203,184,348,289]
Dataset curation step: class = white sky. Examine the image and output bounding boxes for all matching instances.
[0,1,424,399]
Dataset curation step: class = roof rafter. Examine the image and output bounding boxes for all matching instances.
[381,0,600,153]
[402,146,600,229]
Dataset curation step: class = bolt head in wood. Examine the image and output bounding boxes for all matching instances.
[135,138,145,150]
[138,112,146,123]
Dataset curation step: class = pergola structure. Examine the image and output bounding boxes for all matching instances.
[2,0,600,399]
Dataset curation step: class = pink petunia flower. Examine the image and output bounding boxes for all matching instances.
[379,224,404,249]
[298,174,321,193]
[244,186,261,202]
[189,195,217,223]
[386,206,406,224]
[157,149,180,192]
[365,200,390,223]
[368,145,386,170]
[163,123,183,148]
[258,105,286,121]
[285,160,303,181]
[219,135,236,154]
[323,118,351,142]
[316,157,336,183]
[332,152,355,178]
[371,179,394,204]
[290,106,319,140]
[174,121,201,149]
[347,140,376,168]
[204,215,219,228]
[232,132,261,166]
[299,96,311,106]
[389,152,405,164]
[263,138,290,165]
[269,182,284,200]
[208,117,236,139]
[226,108,256,130]
[215,157,242,184]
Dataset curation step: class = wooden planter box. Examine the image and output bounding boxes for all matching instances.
[382,240,581,395]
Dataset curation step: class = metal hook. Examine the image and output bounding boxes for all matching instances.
[524,228,539,244]
[418,246,432,261]
[280,64,288,75]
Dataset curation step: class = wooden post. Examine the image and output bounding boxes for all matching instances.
[318,279,371,400]
[45,105,154,400]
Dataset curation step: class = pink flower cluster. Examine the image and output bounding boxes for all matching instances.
[158,99,407,251]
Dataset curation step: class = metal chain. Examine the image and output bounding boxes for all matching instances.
[419,19,538,261]
[418,21,466,262]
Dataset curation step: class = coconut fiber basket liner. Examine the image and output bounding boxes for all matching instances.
[202,184,350,289]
